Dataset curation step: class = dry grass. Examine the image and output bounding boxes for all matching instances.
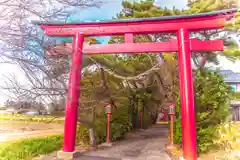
[199,150,226,160]
[0,114,64,123]
[199,122,240,160]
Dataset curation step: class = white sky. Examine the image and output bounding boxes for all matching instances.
[216,56,240,72]
[0,63,27,105]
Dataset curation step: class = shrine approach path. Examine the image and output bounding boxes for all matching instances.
[40,124,171,160]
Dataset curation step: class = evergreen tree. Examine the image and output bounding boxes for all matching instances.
[186,0,240,59]
[114,0,237,154]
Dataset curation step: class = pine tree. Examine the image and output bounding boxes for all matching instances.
[117,0,240,63]
[115,0,237,153]
[186,0,240,58]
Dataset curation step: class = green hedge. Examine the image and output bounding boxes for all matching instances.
[0,135,63,160]
[76,105,132,145]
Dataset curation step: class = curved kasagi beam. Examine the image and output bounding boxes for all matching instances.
[32,8,237,37]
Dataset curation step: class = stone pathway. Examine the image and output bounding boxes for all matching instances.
[39,124,171,160]
[82,125,170,160]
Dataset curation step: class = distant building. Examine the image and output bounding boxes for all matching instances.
[218,70,240,92]
[218,70,240,121]
[230,100,240,121]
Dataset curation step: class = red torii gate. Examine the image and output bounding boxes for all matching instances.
[33,8,237,160]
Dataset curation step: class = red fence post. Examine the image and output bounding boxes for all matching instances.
[167,104,175,149]
[104,103,112,146]
[106,113,111,143]
[63,33,84,153]
[177,28,197,160]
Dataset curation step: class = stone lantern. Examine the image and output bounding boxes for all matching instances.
[104,103,112,114]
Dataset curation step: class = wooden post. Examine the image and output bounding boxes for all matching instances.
[102,103,112,147]
[167,104,176,149]
[106,113,111,143]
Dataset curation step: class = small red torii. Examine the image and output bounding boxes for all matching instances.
[33,8,237,160]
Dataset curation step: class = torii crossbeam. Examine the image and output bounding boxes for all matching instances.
[33,8,237,160]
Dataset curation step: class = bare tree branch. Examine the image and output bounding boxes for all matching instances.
[0,0,102,105]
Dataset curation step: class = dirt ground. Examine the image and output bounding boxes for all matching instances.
[0,120,64,142]
[0,120,63,130]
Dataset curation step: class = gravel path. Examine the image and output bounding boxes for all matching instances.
[82,125,171,160]
[39,124,171,160]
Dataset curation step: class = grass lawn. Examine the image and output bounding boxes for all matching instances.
[0,135,63,160]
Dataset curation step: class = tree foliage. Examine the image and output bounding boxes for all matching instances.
[174,70,233,153]
[185,0,240,59]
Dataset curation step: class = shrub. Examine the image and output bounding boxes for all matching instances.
[95,105,132,143]
[76,124,90,144]
[174,70,233,154]
[0,135,63,160]
[76,105,132,145]
[110,106,132,141]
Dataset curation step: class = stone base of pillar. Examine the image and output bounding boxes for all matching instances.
[166,144,176,150]
[101,142,112,147]
[57,150,76,160]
